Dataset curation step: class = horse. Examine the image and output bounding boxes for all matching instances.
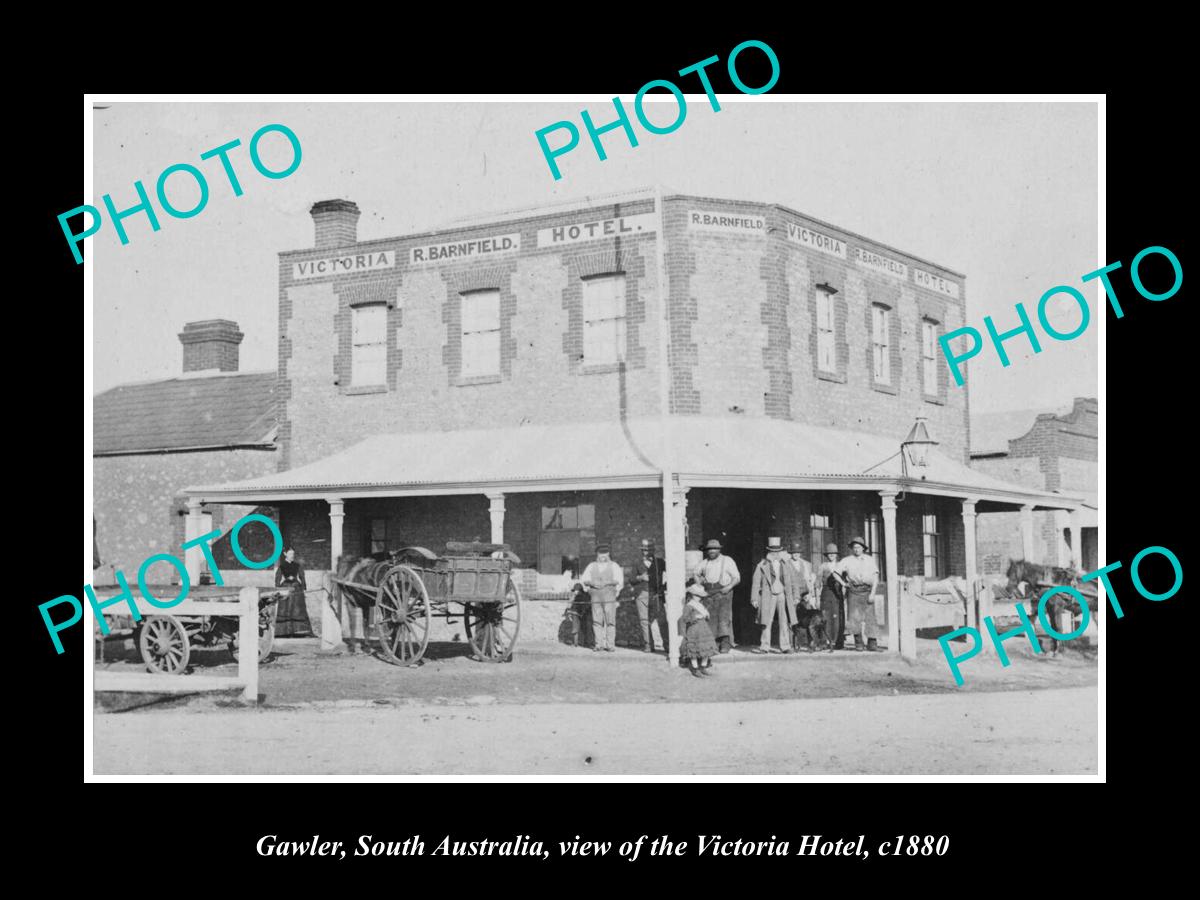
[332,551,398,651]
[1004,559,1098,654]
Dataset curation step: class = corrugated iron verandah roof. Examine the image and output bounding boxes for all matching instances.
[185,416,1082,510]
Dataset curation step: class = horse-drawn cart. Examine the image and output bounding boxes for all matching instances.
[100,587,282,675]
[331,541,522,666]
[1005,559,1100,653]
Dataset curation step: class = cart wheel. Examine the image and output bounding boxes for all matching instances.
[464,574,521,662]
[230,601,277,664]
[139,616,191,675]
[375,564,431,666]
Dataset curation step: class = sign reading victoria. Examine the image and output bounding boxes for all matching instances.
[292,250,397,280]
[785,222,846,259]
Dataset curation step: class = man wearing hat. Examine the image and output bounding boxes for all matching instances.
[693,538,741,653]
[788,541,815,609]
[787,541,818,650]
[750,537,799,653]
[633,538,667,653]
[581,543,624,652]
[838,537,882,651]
[817,542,847,650]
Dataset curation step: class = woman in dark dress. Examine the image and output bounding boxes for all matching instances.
[817,543,846,650]
[274,547,314,637]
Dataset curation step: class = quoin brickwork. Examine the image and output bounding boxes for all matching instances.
[971,398,1098,572]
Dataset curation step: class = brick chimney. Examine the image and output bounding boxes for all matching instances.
[310,199,361,249]
[179,319,243,373]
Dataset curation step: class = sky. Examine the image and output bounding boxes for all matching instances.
[91,99,1098,415]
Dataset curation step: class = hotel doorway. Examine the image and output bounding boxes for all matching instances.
[696,490,783,648]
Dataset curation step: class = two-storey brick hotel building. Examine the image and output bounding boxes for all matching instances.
[186,189,1081,657]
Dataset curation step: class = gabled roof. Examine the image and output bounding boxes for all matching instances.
[93,371,277,455]
[187,416,1080,510]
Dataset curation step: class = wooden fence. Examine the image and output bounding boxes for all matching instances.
[93,585,260,703]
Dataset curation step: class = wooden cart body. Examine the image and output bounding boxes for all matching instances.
[1003,574,1099,654]
[331,541,522,666]
[99,588,282,675]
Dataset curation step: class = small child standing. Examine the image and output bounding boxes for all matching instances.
[681,583,718,677]
[563,574,592,648]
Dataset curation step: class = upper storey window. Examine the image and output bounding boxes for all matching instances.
[582,274,627,367]
[460,289,501,379]
[351,305,387,386]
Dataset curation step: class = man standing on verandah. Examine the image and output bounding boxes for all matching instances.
[839,537,882,652]
[581,543,623,653]
[750,536,798,654]
[694,538,741,653]
[634,538,667,654]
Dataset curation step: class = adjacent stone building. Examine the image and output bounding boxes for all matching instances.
[970,397,1098,574]
[93,320,278,584]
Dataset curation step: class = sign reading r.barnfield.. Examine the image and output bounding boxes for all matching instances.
[689,211,766,235]
[853,247,908,280]
[410,233,521,265]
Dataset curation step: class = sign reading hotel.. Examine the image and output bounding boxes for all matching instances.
[852,246,908,280]
[292,250,396,280]
[410,233,521,265]
[913,267,961,300]
[689,211,766,236]
[785,222,846,259]
[536,213,656,248]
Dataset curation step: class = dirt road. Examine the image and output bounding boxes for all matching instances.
[95,635,1097,709]
[94,686,1097,776]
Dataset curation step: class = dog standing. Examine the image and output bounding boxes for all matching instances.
[792,606,831,653]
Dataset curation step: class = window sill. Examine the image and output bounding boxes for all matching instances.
[456,374,503,387]
[871,381,898,396]
[815,369,846,384]
[578,362,625,376]
[343,384,388,395]
[922,393,945,406]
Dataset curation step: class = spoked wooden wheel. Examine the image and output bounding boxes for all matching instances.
[464,575,521,662]
[230,600,277,664]
[375,564,431,666]
[139,615,191,674]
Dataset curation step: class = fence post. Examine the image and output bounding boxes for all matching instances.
[238,586,259,703]
[320,570,345,651]
[899,576,918,660]
[976,579,995,656]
